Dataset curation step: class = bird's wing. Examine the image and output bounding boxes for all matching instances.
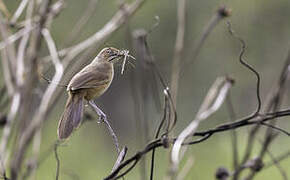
[68,63,112,91]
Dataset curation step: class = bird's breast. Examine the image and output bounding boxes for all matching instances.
[84,68,114,100]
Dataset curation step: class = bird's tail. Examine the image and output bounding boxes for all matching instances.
[57,91,85,140]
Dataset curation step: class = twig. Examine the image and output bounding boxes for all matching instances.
[0,25,35,51]
[226,21,262,179]
[226,21,261,115]
[16,0,34,86]
[0,93,21,175]
[176,156,194,180]
[150,95,170,180]
[40,74,68,88]
[10,0,30,25]
[0,0,10,18]
[245,50,290,180]
[64,0,99,46]
[170,0,187,106]
[89,101,120,153]
[30,128,42,179]
[192,109,290,136]
[129,49,148,180]
[181,5,231,71]
[264,148,288,180]
[234,47,290,179]
[103,107,290,180]
[54,142,60,180]
[0,11,17,96]
[132,27,167,180]
[260,122,290,136]
[61,0,145,68]
[104,139,163,180]
[264,151,290,169]
[112,147,128,172]
[226,93,239,169]
[170,77,233,173]
[10,25,63,179]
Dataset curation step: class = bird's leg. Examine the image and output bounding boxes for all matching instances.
[88,100,120,153]
[88,100,106,123]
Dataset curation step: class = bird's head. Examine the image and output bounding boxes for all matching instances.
[98,47,135,64]
[98,47,122,62]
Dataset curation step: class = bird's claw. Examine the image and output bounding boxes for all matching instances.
[97,113,106,124]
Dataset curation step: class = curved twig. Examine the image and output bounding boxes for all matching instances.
[226,21,261,115]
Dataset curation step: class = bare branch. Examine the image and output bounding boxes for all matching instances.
[112,147,128,172]
[0,25,35,51]
[89,101,120,153]
[54,142,60,180]
[0,93,21,174]
[0,11,17,95]
[10,0,30,25]
[260,122,290,136]
[227,21,261,115]
[64,0,100,46]
[170,0,187,106]
[176,156,194,180]
[181,5,231,70]
[11,26,63,179]
[264,148,288,180]
[61,0,145,68]
[16,0,35,86]
[226,93,239,169]
[264,151,290,169]
[171,77,233,173]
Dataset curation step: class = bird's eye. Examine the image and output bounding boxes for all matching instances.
[106,49,113,55]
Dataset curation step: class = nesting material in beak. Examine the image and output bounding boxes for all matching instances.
[118,50,135,75]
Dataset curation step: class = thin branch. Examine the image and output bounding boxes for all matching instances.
[89,101,120,153]
[10,0,30,25]
[112,147,128,172]
[170,0,187,106]
[264,151,290,169]
[0,11,17,95]
[226,21,261,115]
[60,0,145,68]
[226,21,263,179]
[181,5,231,70]
[54,142,60,180]
[170,77,233,173]
[234,48,290,179]
[64,0,100,46]
[195,110,290,136]
[0,93,21,175]
[226,93,239,169]
[103,107,290,180]
[31,128,42,179]
[16,0,35,86]
[0,25,35,51]
[104,139,163,180]
[0,0,10,18]
[176,156,194,180]
[11,25,63,179]
[260,122,290,136]
[245,50,290,180]
[150,96,169,180]
[264,148,288,180]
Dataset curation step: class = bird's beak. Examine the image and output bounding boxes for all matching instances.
[108,53,122,62]
[108,50,135,63]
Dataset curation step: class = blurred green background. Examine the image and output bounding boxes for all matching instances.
[3,0,290,179]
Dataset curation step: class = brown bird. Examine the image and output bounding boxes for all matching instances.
[58,47,130,140]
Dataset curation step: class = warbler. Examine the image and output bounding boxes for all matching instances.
[58,47,131,140]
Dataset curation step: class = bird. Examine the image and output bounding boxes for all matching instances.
[57,47,131,140]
